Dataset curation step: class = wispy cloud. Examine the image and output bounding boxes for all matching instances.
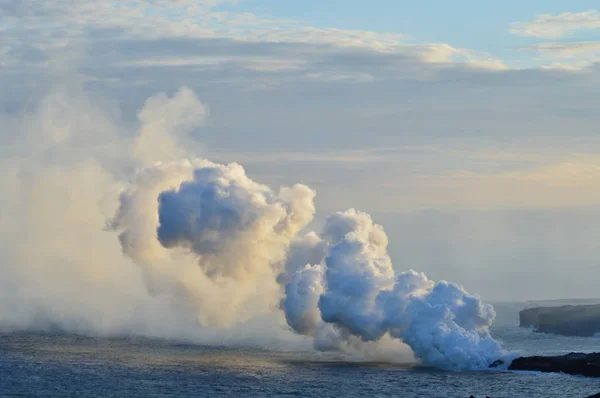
[525,41,600,58]
[521,41,600,70]
[0,0,505,73]
[510,10,600,39]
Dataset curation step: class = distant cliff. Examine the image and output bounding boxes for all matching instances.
[519,304,600,337]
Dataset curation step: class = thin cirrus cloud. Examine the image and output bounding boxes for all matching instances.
[510,10,600,39]
[524,41,600,59]
[0,0,505,72]
[524,41,600,72]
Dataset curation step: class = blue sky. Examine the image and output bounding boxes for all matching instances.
[226,0,600,66]
[235,0,599,37]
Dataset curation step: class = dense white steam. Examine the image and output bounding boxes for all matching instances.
[0,84,506,370]
[109,158,315,327]
[155,163,315,278]
[281,210,506,370]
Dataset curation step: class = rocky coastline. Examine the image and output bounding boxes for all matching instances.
[490,352,600,378]
[519,304,600,336]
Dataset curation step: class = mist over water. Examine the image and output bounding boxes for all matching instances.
[2,328,597,398]
[0,84,511,370]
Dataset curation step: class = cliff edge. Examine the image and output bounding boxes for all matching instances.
[519,304,600,336]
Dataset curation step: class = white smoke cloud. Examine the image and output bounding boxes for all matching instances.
[0,82,508,370]
[154,162,315,278]
[281,210,508,370]
[0,84,304,346]
[109,158,316,327]
[133,86,209,164]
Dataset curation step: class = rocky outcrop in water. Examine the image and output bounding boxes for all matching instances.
[492,352,600,377]
[519,305,600,336]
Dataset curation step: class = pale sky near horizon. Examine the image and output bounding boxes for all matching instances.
[1,1,600,301]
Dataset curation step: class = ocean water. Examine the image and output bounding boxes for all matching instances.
[1,301,599,398]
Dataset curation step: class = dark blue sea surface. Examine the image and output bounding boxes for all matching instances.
[1,301,599,398]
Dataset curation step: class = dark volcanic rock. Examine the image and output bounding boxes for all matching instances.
[519,305,600,336]
[508,352,600,377]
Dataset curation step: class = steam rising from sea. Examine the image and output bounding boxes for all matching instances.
[0,85,511,370]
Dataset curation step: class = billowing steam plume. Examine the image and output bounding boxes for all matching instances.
[0,84,508,370]
[281,210,505,370]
